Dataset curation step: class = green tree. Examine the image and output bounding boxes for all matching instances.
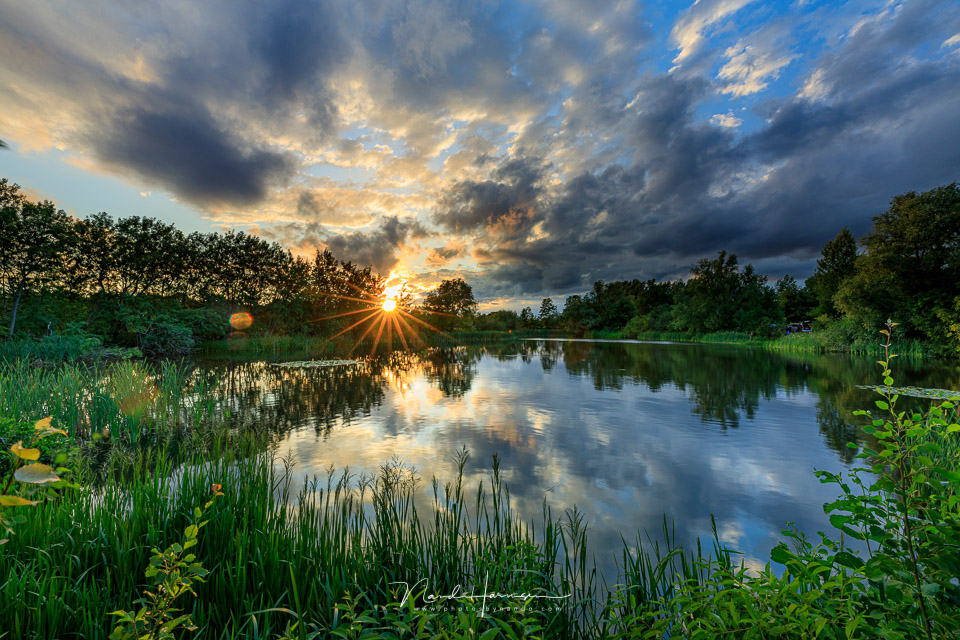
[519,306,535,329]
[0,181,74,338]
[673,250,742,333]
[538,297,558,328]
[836,183,960,351]
[775,275,816,323]
[561,294,588,336]
[808,227,858,318]
[734,265,783,335]
[422,278,477,330]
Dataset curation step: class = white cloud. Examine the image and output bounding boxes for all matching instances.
[670,0,759,66]
[798,68,830,101]
[710,111,742,127]
[717,41,797,97]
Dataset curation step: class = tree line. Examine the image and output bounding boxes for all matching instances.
[0,178,386,354]
[2,177,958,356]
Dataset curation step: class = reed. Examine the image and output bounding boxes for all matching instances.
[0,360,214,443]
[0,438,706,639]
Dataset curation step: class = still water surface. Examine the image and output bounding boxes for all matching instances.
[198,340,959,579]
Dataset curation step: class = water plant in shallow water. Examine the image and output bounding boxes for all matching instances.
[269,359,361,369]
[856,384,960,400]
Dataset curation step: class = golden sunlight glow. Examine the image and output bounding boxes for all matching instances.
[309,272,454,356]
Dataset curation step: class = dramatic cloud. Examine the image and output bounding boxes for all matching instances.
[95,102,297,206]
[1,0,959,304]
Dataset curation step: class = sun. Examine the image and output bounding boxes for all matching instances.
[308,274,455,355]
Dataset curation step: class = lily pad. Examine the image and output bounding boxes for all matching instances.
[857,385,960,400]
[269,359,360,369]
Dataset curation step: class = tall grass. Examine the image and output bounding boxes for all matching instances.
[0,439,708,639]
[0,334,139,363]
[768,331,930,356]
[0,360,205,442]
[612,330,761,345]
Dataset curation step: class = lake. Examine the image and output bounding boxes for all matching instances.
[196,339,959,581]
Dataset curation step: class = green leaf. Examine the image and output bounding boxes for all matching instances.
[770,544,792,565]
[948,424,960,433]
[480,628,500,640]
[833,551,864,569]
[14,463,61,484]
[921,583,940,597]
[875,400,889,411]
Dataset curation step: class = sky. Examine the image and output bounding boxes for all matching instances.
[1,0,959,310]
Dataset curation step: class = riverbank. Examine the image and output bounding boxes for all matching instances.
[562,329,933,357]
[0,324,938,366]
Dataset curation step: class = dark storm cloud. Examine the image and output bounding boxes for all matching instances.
[1,0,348,207]
[96,103,297,206]
[325,216,428,274]
[103,0,347,205]
[435,158,545,232]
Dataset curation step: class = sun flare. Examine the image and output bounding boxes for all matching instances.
[382,298,397,312]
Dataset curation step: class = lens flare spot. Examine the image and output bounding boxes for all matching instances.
[382,298,397,312]
[230,312,253,331]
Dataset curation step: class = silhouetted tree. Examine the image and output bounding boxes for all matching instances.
[807,227,858,318]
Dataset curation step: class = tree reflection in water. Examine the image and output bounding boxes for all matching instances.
[192,341,959,465]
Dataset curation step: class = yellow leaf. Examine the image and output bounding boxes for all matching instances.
[10,441,40,461]
[37,428,68,438]
[0,495,38,507]
[33,417,52,430]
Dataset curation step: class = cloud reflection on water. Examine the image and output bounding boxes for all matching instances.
[196,341,958,579]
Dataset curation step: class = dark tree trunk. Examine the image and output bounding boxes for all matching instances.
[8,279,24,339]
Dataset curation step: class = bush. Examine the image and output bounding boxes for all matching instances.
[168,308,230,342]
[133,315,196,357]
[0,416,73,480]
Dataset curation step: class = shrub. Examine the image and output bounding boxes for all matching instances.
[169,308,230,342]
[132,315,196,357]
